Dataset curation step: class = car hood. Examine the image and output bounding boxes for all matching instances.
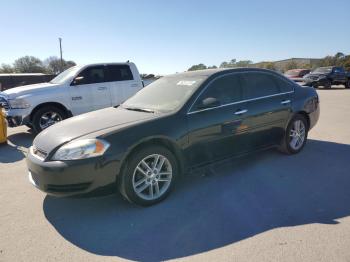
[33,107,158,154]
[2,82,59,99]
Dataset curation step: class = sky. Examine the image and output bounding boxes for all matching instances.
[1,0,350,75]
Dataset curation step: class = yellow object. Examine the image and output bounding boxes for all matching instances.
[0,109,7,144]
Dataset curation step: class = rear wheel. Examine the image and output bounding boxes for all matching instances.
[345,79,350,89]
[118,145,179,206]
[279,114,309,154]
[32,106,66,134]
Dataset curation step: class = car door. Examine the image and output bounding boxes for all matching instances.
[186,73,251,166]
[70,65,112,115]
[333,67,346,83]
[239,72,293,150]
[106,64,141,106]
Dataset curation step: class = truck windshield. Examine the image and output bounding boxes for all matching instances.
[122,74,206,112]
[50,66,83,84]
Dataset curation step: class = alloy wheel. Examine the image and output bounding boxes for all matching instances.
[39,111,62,130]
[289,120,306,150]
[132,154,173,201]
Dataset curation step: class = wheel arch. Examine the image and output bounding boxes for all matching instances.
[118,136,186,180]
[294,111,310,129]
[29,102,72,122]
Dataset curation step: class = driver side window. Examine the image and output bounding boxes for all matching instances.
[74,66,106,85]
[194,74,242,110]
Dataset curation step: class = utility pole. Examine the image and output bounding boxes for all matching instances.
[59,37,63,73]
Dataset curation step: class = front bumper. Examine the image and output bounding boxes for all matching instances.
[4,109,31,127]
[26,149,119,196]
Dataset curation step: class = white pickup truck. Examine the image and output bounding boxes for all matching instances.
[0,62,143,133]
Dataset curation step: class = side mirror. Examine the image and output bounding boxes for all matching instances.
[72,76,84,86]
[197,97,220,109]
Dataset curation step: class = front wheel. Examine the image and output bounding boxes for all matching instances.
[323,80,332,89]
[32,106,66,134]
[279,114,309,154]
[118,146,179,206]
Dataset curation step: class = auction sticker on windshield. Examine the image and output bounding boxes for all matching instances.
[177,80,197,86]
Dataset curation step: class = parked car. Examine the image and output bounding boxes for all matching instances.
[303,66,350,88]
[284,69,310,82]
[0,62,143,133]
[27,68,320,206]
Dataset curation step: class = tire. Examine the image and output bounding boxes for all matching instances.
[118,145,179,206]
[278,114,309,155]
[345,79,350,89]
[32,105,67,134]
[323,80,331,89]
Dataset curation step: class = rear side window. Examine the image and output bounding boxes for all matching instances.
[273,75,294,93]
[195,74,242,108]
[241,72,279,99]
[77,66,106,84]
[106,65,134,82]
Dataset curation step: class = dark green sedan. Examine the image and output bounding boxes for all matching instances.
[27,68,320,206]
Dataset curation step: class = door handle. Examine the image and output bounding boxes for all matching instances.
[281,100,291,105]
[234,109,248,115]
[98,86,107,90]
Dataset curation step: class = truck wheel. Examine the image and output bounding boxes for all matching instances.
[345,80,350,89]
[323,80,331,89]
[32,106,67,134]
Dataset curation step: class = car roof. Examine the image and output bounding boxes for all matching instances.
[165,67,281,79]
[80,62,135,67]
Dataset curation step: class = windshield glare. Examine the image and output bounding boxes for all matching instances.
[122,75,206,112]
[50,66,83,84]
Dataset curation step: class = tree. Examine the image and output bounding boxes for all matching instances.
[13,56,45,73]
[44,56,76,74]
[0,63,14,73]
[265,62,276,70]
[188,63,207,71]
[285,61,298,71]
[235,60,253,67]
[220,59,237,68]
[207,65,217,69]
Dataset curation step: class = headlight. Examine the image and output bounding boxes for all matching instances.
[52,139,110,161]
[8,98,31,109]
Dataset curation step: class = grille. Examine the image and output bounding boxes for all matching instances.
[0,96,9,110]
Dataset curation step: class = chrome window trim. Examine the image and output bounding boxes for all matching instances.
[187,71,295,115]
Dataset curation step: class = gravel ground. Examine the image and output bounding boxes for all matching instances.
[1,87,350,262]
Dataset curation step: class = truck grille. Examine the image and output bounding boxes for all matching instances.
[0,96,9,110]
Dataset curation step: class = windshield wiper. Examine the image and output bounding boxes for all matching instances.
[123,106,154,113]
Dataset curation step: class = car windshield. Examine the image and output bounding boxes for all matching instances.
[50,66,83,84]
[312,67,332,74]
[122,74,207,112]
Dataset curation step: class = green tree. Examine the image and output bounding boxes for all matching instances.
[13,56,45,73]
[285,61,298,71]
[265,62,276,70]
[220,59,237,68]
[0,63,14,73]
[188,63,207,71]
[207,65,217,69]
[235,60,253,67]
